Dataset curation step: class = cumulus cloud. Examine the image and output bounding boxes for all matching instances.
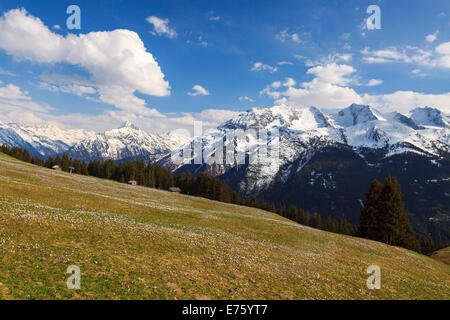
[436,42,450,68]
[307,63,356,86]
[362,91,450,114]
[250,62,278,73]
[260,63,450,113]
[146,16,177,38]
[0,9,170,114]
[187,85,209,96]
[283,78,296,87]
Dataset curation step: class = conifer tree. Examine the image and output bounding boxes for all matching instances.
[358,179,383,240]
[358,177,416,250]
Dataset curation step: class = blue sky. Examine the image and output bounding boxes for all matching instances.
[0,0,449,132]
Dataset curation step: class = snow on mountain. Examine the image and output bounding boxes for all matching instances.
[6,123,94,156]
[409,107,449,128]
[67,121,190,162]
[167,104,449,193]
[219,105,332,132]
[331,104,385,127]
[0,122,94,156]
[0,122,39,155]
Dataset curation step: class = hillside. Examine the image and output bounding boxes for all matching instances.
[0,152,449,299]
[431,247,450,266]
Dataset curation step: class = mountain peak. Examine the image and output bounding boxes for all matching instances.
[332,104,383,127]
[219,104,332,132]
[410,107,448,128]
[120,121,140,130]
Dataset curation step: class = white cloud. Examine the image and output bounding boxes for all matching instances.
[260,63,450,113]
[0,101,242,134]
[283,78,296,87]
[209,16,220,21]
[146,16,177,38]
[0,83,54,123]
[362,91,450,114]
[366,79,383,86]
[259,63,359,109]
[436,42,450,68]
[239,96,255,102]
[0,9,170,115]
[361,46,410,63]
[304,53,353,67]
[307,63,356,86]
[361,43,450,69]
[276,30,301,43]
[0,83,31,100]
[426,31,439,43]
[250,62,278,73]
[39,82,97,97]
[277,61,293,65]
[411,69,428,77]
[187,85,209,96]
[37,73,97,97]
[0,82,240,133]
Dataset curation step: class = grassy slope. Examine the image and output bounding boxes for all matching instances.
[0,152,448,300]
[431,247,450,266]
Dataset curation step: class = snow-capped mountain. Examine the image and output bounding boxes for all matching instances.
[0,121,94,157]
[161,104,449,242]
[165,103,449,191]
[66,121,190,162]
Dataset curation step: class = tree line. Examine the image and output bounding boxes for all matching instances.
[175,172,356,235]
[1,144,446,254]
[0,145,173,190]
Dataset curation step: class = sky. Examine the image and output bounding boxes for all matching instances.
[0,0,449,133]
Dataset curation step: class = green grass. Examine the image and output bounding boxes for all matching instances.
[431,247,450,266]
[0,152,449,299]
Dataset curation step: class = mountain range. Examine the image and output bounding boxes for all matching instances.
[160,104,450,242]
[0,120,189,162]
[0,104,449,242]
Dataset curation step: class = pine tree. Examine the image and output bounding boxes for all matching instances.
[358,177,416,249]
[358,179,383,240]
